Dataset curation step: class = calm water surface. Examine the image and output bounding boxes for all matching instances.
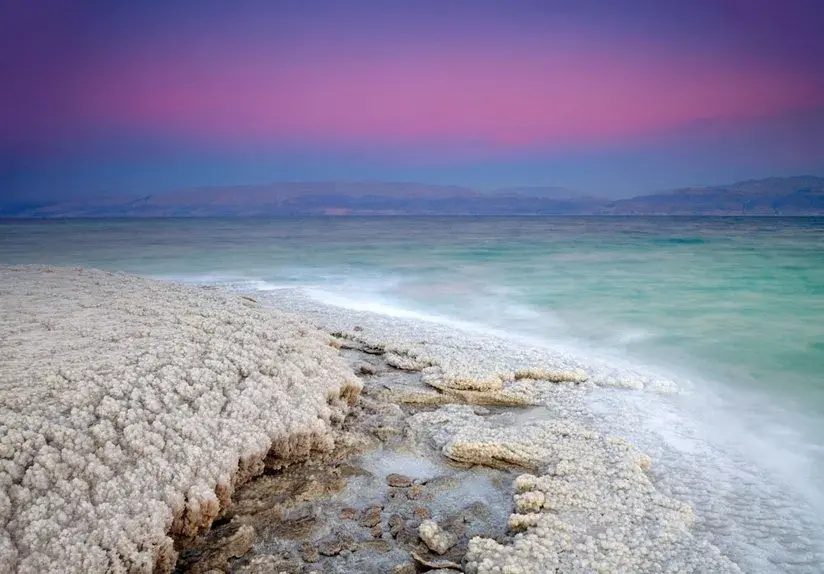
[3,216,821,408]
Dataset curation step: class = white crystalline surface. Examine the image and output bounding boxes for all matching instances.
[0,266,360,573]
[408,405,740,574]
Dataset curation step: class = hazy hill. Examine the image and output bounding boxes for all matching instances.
[2,176,823,217]
[603,176,824,215]
[0,181,599,217]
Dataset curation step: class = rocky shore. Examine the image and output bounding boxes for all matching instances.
[0,267,740,573]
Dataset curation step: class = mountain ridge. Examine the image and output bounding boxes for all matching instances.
[2,176,823,217]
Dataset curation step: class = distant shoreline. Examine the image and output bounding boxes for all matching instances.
[2,213,824,221]
[2,176,822,218]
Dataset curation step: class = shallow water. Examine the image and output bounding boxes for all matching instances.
[2,216,823,571]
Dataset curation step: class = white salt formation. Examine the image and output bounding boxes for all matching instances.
[0,266,361,573]
[263,288,679,393]
[408,405,740,573]
[418,520,458,555]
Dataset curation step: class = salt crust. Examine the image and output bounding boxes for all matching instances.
[263,288,679,393]
[0,266,360,573]
[408,405,741,573]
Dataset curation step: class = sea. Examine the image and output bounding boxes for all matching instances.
[2,216,823,571]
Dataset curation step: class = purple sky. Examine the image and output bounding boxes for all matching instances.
[2,0,823,199]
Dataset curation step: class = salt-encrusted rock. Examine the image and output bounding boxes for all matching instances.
[359,504,383,528]
[418,520,458,555]
[359,539,391,553]
[411,551,462,570]
[514,368,588,383]
[316,535,344,556]
[392,563,416,574]
[385,352,431,371]
[234,551,302,573]
[339,507,358,520]
[0,266,362,574]
[298,541,319,563]
[386,473,413,487]
[405,406,740,573]
[413,505,431,520]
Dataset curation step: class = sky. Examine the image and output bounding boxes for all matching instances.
[1,0,824,201]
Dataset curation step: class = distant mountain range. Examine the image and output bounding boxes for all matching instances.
[2,176,823,217]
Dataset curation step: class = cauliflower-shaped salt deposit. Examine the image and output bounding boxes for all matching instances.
[0,266,361,573]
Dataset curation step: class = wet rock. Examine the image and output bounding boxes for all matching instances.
[341,534,359,552]
[442,514,469,539]
[340,507,358,520]
[392,563,416,574]
[418,520,458,555]
[359,504,383,527]
[360,540,391,553]
[234,552,302,573]
[386,473,413,487]
[413,506,432,520]
[388,514,405,537]
[317,535,344,556]
[177,522,255,573]
[266,505,319,540]
[396,524,422,547]
[411,551,462,570]
[298,541,319,563]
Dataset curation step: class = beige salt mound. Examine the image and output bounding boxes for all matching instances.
[0,266,360,573]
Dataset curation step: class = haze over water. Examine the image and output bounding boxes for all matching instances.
[2,216,824,570]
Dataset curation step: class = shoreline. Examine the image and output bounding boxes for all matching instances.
[0,266,761,572]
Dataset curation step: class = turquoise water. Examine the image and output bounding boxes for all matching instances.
[3,217,824,569]
[3,217,822,410]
